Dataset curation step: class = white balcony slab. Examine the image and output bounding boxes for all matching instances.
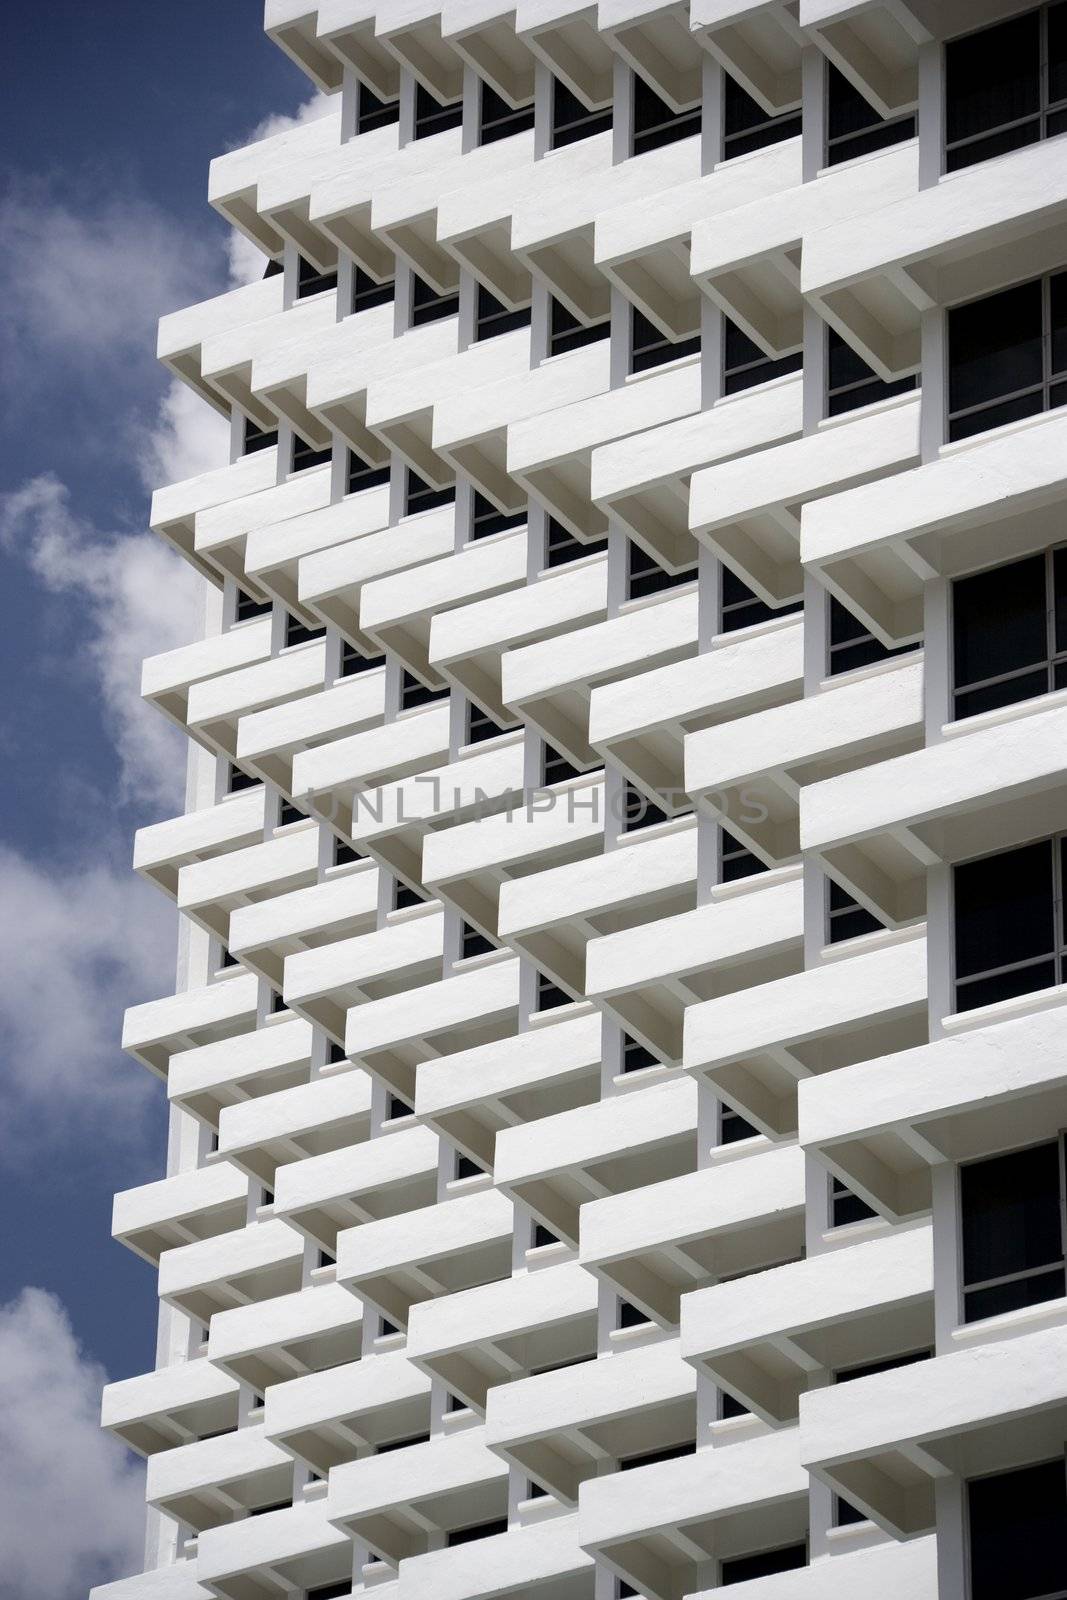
[265,1347,430,1474]
[271,1123,439,1253]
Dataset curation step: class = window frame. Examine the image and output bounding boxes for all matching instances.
[946,268,1067,442]
[951,833,1067,1014]
[943,2,1067,175]
[950,544,1067,721]
[956,1133,1067,1327]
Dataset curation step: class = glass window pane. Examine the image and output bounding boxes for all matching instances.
[955,668,1050,720]
[961,1140,1063,1288]
[954,838,1055,981]
[953,553,1047,690]
[945,117,1040,172]
[945,11,1040,147]
[1051,271,1067,379]
[965,1264,1066,1322]
[1049,0,1067,106]
[968,1459,1067,1600]
[949,278,1043,416]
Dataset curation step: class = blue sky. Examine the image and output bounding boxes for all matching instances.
[0,4,325,1590]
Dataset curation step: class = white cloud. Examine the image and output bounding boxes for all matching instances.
[0,1288,144,1598]
[0,474,199,809]
[137,378,230,489]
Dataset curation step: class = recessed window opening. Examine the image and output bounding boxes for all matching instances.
[720,566,802,633]
[827,879,884,943]
[960,1136,1067,1321]
[622,781,668,832]
[414,81,463,139]
[356,80,400,134]
[830,1175,877,1228]
[545,514,606,568]
[345,447,390,495]
[723,317,802,395]
[952,547,1067,720]
[536,971,571,1011]
[622,1034,657,1073]
[400,667,449,710]
[474,283,532,341]
[720,828,769,884]
[548,295,610,356]
[945,3,1067,173]
[479,79,535,144]
[631,72,700,155]
[411,272,459,325]
[721,1544,807,1584]
[551,75,612,148]
[285,612,326,649]
[966,1457,1067,1599]
[953,835,1066,1011]
[471,490,526,540]
[297,255,337,299]
[947,269,1067,441]
[630,305,700,373]
[828,594,919,676]
[292,434,332,473]
[243,415,278,455]
[235,587,272,622]
[626,539,696,600]
[826,61,915,165]
[405,467,455,515]
[723,72,801,159]
[827,326,916,416]
[352,265,394,313]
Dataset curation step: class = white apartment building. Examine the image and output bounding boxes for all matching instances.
[95,4,1067,1599]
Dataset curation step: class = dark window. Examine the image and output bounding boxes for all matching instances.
[219,945,238,970]
[456,1153,484,1180]
[376,1433,430,1454]
[467,700,511,744]
[835,1350,931,1383]
[720,1105,758,1144]
[306,1578,352,1598]
[405,467,456,515]
[548,296,610,356]
[414,81,463,139]
[447,1390,469,1412]
[479,79,535,144]
[621,1441,696,1471]
[352,266,394,314]
[721,566,802,634]
[631,306,700,373]
[461,921,493,960]
[379,1315,399,1335]
[346,448,390,495]
[292,435,332,473]
[622,782,668,833]
[827,879,884,943]
[545,514,606,568]
[243,415,278,455]
[228,761,260,794]
[411,272,459,326]
[475,283,532,341]
[328,1041,348,1064]
[953,548,1067,719]
[334,836,363,866]
[632,72,700,155]
[317,1247,335,1269]
[723,72,801,158]
[619,1586,639,1600]
[953,836,1064,1011]
[543,741,582,785]
[401,668,450,710]
[721,1544,807,1584]
[720,829,768,884]
[533,1224,559,1248]
[831,1176,877,1228]
[828,595,919,676]
[270,988,288,1014]
[250,1498,291,1516]
[826,61,915,165]
[723,317,802,395]
[720,1389,749,1420]
[393,879,426,910]
[447,1519,508,1547]
[356,80,400,134]
[235,587,272,622]
[948,270,1067,441]
[627,539,696,600]
[386,1095,413,1120]
[340,640,385,677]
[551,76,612,148]
[263,258,284,279]
[297,255,337,299]
[278,798,304,827]
[967,1458,1067,1600]
[471,491,526,540]
[285,612,326,648]
[961,1138,1066,1321]
[536,972,571,1011]
[827,327,916,416]
[622,1035,657,1073]
[946,4,1067,173]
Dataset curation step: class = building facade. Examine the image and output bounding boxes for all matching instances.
[96,4,1067,1599]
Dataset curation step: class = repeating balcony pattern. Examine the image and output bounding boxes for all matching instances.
[102,5,1067,1600]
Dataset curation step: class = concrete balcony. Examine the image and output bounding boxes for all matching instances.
[579,1144,807,1325]
[592,375,803,577]
[89,1563,213,1600]
[800,1003,1067,1223]
[578,1428,808,1600]
[685,654,923,867]
[336,1186,515,1329]
[801,1321,1067,1539]
[507,357,701,541]
[360,527,527,686]
[208,1279,362,1392]
[589,613,803,802]
[802,407,1067,647]
[689,142,916,366]
[495,1076,698,1248]
[195,1497,352,1600]
[344,952,521,1107]
[689,393,920,611]
[216,1068,373,1187]
[292,703,452,836]
[282,905,445,1044]
[406,1257,599,1412]
[270,1123,439,1254]
[485,1334,695,1504]
[683,933,928,1139]
[209,91,345,246]
[795,0,929,114]
[202,292,340,453]
[801,698,1067,927]
[599,1,706,104]
[146,1423,294,1533]
[266,1,396,99]
[227,860,379,989]
[187,642,329,762]
[503,588,698,771]
[585,873,805,1062]
[516,0,614,107]
[803,136,1067,381]
[414,1011,603,1171]
[151,450,277,584]
[176,825,322,945]
[305,319,457,472]
[265,1348,430,1475]
[327,1426,508,1566]
[194,463,332,595]
[243,476,390,625]
[102,1358,238,1457]
[157,274,281,418]
[397,1510,592,1600]
[498,820,696,1002]
[680,1226,934,1426]
[134,789,268,899]
[429,554,608,726]
[113,1163,249,1267]
[168,1017,314,1130]
[421,775,606,942]
[123,973,260,1078]
[142,617,273,735]
[158,1218,305,1324]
